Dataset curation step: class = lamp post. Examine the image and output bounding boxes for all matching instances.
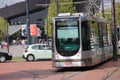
[102,0,104,17]
[26,0,30,45]
[111,0,117,61]
[56,0,59,16]
[45,0,48,45]
[5,5,9,53]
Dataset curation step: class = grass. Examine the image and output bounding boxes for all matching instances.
[12,57,24,61]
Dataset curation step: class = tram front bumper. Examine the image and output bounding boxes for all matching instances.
[53,61,87,68]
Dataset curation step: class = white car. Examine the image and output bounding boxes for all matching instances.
[22,44,52,61]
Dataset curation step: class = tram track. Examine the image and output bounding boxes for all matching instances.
[60,72,82,80]
[22,69,83,80]
[103,66,120,80]
[58,67,91,80]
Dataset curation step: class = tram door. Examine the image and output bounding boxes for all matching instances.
[81,21,91,51]
[117,27,120,47]
[117,27,120,41]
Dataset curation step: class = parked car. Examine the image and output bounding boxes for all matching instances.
[0,52,12,63]
[22,44,52,61]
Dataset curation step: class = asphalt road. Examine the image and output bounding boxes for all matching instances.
[0,59,120,80]
[1,45,120,80]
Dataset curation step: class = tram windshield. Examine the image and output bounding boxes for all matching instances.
[55,19,80,56]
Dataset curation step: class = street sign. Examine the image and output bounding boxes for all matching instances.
[30,24,37,36]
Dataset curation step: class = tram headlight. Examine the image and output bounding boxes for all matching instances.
[77,52,81,56]
[54,52,59,58]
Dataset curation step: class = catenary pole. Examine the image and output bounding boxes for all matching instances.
[6,5,9,53]
[102,0,104,17]
[56,0,59,16]
[26,0,30,45]
[111,0,117,61]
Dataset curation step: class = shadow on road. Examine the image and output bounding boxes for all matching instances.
[0,69,57,80]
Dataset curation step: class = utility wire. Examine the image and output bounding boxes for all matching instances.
[36,1,87,7]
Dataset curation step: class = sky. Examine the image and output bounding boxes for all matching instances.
[103,0,120,9]
[0,0,120,9]
[0,0,25,8]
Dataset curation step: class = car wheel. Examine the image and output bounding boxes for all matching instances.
[0,56,6,63]
[26,55,34,61]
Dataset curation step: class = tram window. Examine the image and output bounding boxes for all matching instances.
[103,23,108,47]
[90,21,100,49]
[99,22,109,47]
[55,20,80,53]
[107,24,112,46]
[81,21,91,50]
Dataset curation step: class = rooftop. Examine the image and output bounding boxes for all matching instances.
[0,0,49,19]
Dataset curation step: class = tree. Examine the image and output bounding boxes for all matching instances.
[46,0,76,37]
[115,2,120,26]
[0,17,7,41]
[97,2,120,27]
[59,0,76,13]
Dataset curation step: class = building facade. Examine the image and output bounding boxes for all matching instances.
[0,0,102,44]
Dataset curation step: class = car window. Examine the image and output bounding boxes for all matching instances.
[43,45,51,50]
[32,45,39,50]
[31,44,51,50]
[46,45,51,49]
[41,45,45,49]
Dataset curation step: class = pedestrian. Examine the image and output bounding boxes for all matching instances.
[1,40,5,48]
[21,39,25,45]
[13,39,16,45]
[4,41,8,49]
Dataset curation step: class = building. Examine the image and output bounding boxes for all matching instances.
[0,0,50,44]
[0,0,102,43]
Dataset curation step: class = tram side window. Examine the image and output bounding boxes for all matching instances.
[103,23,109,47]
[107,23,112,46]
[91,21,100,49]
[81,21,91,50]
[99,22,109,47]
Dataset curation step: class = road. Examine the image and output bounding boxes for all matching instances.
[0,61,82,80]
[1,45,120,80]
[0,59,120,80]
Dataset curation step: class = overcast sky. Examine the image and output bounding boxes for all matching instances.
[0,0,25,8]
[0,0,120,9]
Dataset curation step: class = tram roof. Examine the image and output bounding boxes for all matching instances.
[54,14,108,23]
[80,15,108,22]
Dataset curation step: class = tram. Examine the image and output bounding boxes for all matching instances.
[52,13,113,68]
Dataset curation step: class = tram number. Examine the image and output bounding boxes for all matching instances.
[65,61,72,65]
